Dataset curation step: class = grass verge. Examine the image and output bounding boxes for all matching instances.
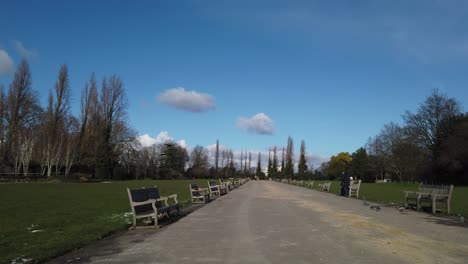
[304,180,468,217]
[0,179,209,263]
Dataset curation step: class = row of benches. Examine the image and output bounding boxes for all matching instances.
[278,179,454,214]
[191,178,249,204]
[127,178,250,229]
[280,179,362,198]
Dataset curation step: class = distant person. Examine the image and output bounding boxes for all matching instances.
[340,172,350,196]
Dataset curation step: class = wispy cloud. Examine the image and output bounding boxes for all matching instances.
[137,131,187,148]
[237,113,274,135]
[157,87,215,112]
[0,49,14,76]
[13,40,39,61]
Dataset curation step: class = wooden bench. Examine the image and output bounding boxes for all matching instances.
[318,182,332,192]
[208,181,222,196]
[305,181,314,188]
[219,179,232,191]
[404,184,454,214]
[190,183,210,204]
[127,187,179,229]
[349,180,361,198]
[230,178,240,188]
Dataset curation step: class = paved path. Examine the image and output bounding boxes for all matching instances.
[51,181,468,264]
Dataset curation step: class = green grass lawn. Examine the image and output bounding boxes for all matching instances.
[0,179,209,264]
[1,180,467,263]
[305,180,468,217]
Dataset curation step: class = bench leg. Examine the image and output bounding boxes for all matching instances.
[447,201,451,214]
[432,198,436,214]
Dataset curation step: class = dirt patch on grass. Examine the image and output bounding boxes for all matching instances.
[263,182,468,264]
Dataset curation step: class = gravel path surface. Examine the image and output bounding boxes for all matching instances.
[49,181,468,264]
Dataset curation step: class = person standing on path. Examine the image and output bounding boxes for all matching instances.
[340,171,350,196]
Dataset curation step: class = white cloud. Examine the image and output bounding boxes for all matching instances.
[177,139,188,149]
[237,113,274,135]
[307,153,330,170]
[157,87,215,112]
[137,131,188,149]
[13,40,38,60]
[0,49,14,76]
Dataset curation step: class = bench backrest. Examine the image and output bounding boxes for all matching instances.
[146,187,165,208]
[190,183,203,197]
[128,187,159,214]
[350,180,361,189]
[419,184,453,197]
[209,181,219,192]
[209,181,217,187]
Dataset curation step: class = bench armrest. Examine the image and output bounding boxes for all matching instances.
[404,191,417,196]
[168,194,178,204]
[156,197,168,206]
[132,199,156,206]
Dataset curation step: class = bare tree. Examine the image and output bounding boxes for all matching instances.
[19,134,34,176]
[190,145,209,169]
[52,65,71,133]
[404,89,462,158]
[63,117,80,177]
[100,75,127,167]
[4,60,39,163]
[248,152,251,174]
[40,65,72,177]
[78,73,95,158]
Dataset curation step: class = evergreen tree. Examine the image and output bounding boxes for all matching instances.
[256,152,262,176]
[248,152,251,175]
[215,139,219,176]
[240,150,243,174]
[272,146,278,174]
[298,140,308,179]
[281,147,285,178]
[267,149,272,176]
[285,136,294,178]
[243,150,248,174]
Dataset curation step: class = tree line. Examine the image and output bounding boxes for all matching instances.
[3,62,464,184]
[0,60,134,179]
[0,61,312,181]
[317,90,468,185]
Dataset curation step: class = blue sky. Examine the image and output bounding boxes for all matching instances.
[1,0,467,168]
